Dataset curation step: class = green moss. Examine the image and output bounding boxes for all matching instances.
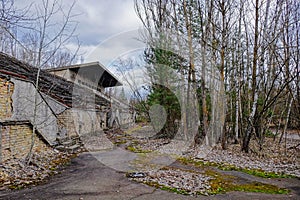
[161,185,190,195]
[126,145,152,153]
[210,180,289,194]
[232,182,289,194]
[49,167,56,171]
[124,125,142,135]
[142,180,190,195]
[177,156,296,179]
[177,157,207,168]
[138,168,289,196]
[9,185,24,190]
[205,169,290,195]
[130,140,141,146]
[175,156,291,195]
[214,163,295,178]
[131,163,290,196]
[238,168,295,178]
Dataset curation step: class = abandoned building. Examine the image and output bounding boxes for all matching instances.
[0,52,134,162]
[47,62,135,127]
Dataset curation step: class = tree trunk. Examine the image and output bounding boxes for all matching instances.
[279,97,293,145]
[242,91,258,153]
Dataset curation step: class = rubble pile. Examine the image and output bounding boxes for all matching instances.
[129,168,212,195]
[0,147,75,190]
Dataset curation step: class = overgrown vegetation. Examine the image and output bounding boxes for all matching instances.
[134,0,300,153]
[208,179,289,195]
[206,168,290,195]
[144,48,183,139]
[117,126,296,196]
[136,164,290,196]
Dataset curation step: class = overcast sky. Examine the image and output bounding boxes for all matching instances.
[15,0,145,65]
[71,0,147,95]
[71,0,145,64]
[15,0,147,97]
[74,0,141,44]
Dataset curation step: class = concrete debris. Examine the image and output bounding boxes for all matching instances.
[0,146,76,190]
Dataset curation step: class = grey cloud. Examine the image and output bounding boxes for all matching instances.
[14,0,146,73]
[74,0,142,45]
[14,0,143,45]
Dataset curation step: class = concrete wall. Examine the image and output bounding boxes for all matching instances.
[0,77,52,162]
[51,70,72,82]
[0,77,110,143]
[51,69,105,92]
[0,75,135,160]
[0,77,109,161]
[108,107,133,127]
[63,108,107,137]
[108,97,135,128]
[9,78,66,144]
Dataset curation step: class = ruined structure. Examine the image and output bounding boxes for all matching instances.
[0,52,134,162]
[47,61,134,128]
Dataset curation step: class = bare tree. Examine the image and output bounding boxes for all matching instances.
[134,0,300,153]
[19,0,80,164]
[0,0,31,56]
[114,58,150,120]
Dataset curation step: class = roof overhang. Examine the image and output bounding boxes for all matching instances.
[47,62,122,87]
[0,52,111,108]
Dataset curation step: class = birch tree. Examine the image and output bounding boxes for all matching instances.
[21,0,79,163]
[134,0,300,152]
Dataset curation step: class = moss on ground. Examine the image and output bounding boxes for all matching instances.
[121,127,293,196]
[138,167,289,196]
[175,156,290,195]
[205,169,289,195]
[126,145,152,153]
[177,156,295,178]
[141,180,190,195]
[124,125,142,135]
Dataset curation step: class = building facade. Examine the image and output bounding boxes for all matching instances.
[0,53,134,162]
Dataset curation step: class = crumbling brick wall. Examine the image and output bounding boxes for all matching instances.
[0,77,14,119]
[57,108,107,138]
[0,122,47,162]
[0,78,48,162]
[57,109,77,137]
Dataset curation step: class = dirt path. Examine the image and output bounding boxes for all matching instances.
[0,151,299,200]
